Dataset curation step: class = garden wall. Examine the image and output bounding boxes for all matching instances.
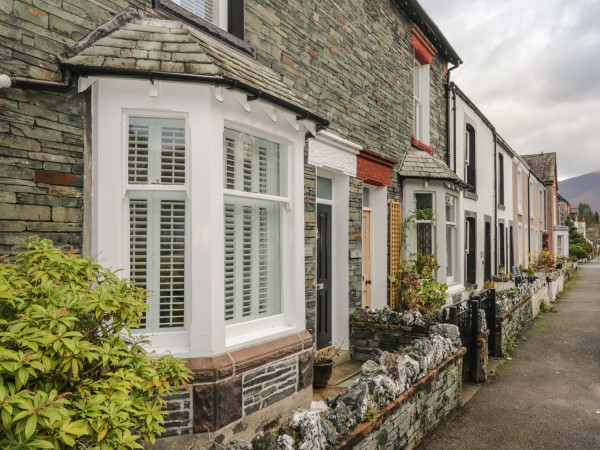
[350,322,428,362]
[339,348,465,450]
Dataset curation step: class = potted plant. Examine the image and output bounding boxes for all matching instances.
[313,345,341,389]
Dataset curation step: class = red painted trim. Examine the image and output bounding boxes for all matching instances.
[412,34,432,65]
[356,149,397,187]
[411,136,434,155]
[410,25,436,65]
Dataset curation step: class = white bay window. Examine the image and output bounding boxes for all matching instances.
[91,78,307,357]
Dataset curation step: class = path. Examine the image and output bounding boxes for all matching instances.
[418,265,600,450]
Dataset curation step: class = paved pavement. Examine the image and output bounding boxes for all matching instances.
[418,265,600,450]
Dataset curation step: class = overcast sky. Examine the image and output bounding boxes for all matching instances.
[418,0,600,180]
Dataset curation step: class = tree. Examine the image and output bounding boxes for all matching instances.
[594,212,599,224]
[578,203,595,225]
[0,239,191,448]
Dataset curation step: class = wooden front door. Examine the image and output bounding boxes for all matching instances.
[316,203,332,349]
[362,210,372,307]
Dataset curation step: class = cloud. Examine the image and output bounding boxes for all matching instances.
[419,0,600,179]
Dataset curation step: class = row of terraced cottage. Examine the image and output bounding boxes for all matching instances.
[0,0,573,448]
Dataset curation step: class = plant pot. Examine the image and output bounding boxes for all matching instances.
[313,360,334,388]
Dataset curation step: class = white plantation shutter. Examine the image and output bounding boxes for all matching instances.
[129,199,149,329]
[129,117,186,185]
[223,128,283,324]
[159,199,186,328]
[128,116,187,332]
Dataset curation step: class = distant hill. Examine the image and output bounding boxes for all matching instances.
[559,171,600,213]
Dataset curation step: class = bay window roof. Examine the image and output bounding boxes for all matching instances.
[61,8,328,129]
[398,148,469,188]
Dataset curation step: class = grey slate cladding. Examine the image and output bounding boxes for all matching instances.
[242,356,298,416]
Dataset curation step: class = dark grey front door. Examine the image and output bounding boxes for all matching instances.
[316,203,332,349]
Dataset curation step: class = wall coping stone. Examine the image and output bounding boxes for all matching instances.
[185,330,313,381]
[351,322,427,333]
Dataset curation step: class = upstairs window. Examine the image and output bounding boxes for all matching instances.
[156,0,245,41]
[415,193,434,255]
[465,125,476,193]
[539,190,543,221]
[498,153,505,205]
[413,59,424,142]
[517,168,523,214]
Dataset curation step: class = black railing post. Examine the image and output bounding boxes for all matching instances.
[488,289,496,356]
[469,297,480,383]
[449,305,457,325]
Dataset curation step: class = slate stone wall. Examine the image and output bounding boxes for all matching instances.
[350,323,428,361]
[0,0,153,254]
[162,388,194,438]
[349,355,462,450]
[496,296,533,355]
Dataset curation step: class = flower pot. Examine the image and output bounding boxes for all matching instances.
[313,360,334,388]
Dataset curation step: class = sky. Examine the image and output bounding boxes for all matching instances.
[418,0,600,180]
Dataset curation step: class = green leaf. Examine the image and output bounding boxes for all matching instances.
[25,414,37,439]
[30,440,56,449]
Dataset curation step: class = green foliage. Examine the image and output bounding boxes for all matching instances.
[414,208,435,221]
[506,337,517,353]
[0,239,191,449]
[569,244,588,260]
[539,300,555,313]
[388,253,447,316]
[362,404,379,422]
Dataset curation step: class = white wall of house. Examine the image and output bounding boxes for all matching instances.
[453,95,496,288]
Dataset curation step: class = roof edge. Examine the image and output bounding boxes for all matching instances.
[397,0,462,65]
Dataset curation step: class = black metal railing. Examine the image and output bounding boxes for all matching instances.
[478,289,497,357]
[442,288,497,383]
[443,298,477,382]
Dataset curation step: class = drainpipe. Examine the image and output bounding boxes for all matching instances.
[493,131,498,276]
[0,70,74,92]
[445,65,459,168]
[451,83,457,173]
[527,173,532,263]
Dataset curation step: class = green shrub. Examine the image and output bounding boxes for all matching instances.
[0,239,191,449]
[569,244,588,260]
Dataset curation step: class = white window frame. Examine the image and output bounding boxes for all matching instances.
[91,78,307,357]
[124,111,190,337]
[517,168,523,215]
[539,189,543,221]
[415,192,435,256]
[445,195,457,283]
[413,57,431,145]
[518,224,523,266]
[222,122,294,344]
[172,0,228,30]
[413,59,423,141]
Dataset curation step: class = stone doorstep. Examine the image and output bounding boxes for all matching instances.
[312,359,363,403]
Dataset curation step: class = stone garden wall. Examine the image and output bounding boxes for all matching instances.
[218,325,463,450]
[349,308,432,361]
[343,350,463,450]
[350,323,429,362]
[494,269,565,355]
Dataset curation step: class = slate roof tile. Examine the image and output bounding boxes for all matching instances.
[62,12,305,108]
[398,149,467,187]
[521,153,556,184]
